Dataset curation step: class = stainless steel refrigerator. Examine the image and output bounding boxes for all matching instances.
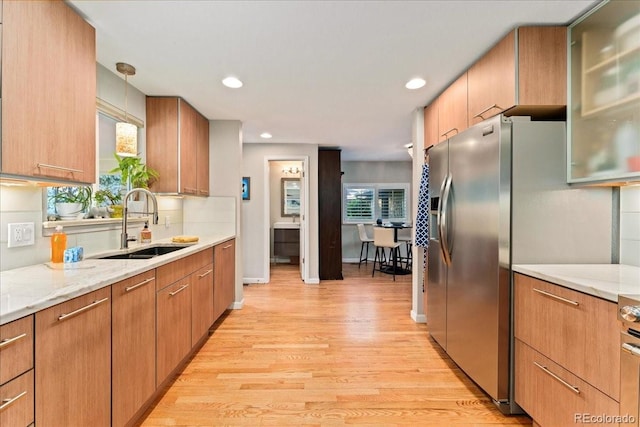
[427,115,613,414]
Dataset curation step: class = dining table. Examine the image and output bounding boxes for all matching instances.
[377,222,412,275]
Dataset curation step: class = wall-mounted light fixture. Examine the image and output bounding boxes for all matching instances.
[115,62,138,157]
[405,143,414,158]
[282,166,300,175]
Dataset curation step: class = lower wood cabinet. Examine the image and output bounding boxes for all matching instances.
[0,315,33,386]
[214,239,236,321]
[514,273,620,426]
[112,270,157,427]
[0,370,34,427]
[192,263,214,346]
[156,277,192,385]
[35,287,111,426]
[515,340,619,426]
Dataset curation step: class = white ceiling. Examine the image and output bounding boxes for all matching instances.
[69,0,597,161]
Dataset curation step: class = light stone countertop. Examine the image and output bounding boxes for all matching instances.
[0,233,235,325]
[512,264,640,302]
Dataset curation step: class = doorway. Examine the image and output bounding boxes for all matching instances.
[264,157,310,283]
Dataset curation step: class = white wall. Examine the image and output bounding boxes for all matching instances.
[209,120,244,307]
[242,143,319,283]
[620,185,640,267]
[341,160,413,262]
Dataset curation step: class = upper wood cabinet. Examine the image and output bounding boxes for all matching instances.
[1,0,96,183]
[146,97,210,195]
[437,73,468,143]
[423,98,439,148]
[467,26,567,126]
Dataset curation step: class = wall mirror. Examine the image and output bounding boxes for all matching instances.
[281,178,301,217]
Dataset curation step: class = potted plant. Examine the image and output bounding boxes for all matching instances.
[93,188,124,218]
[110,153,159,190]
[50,186,92,219]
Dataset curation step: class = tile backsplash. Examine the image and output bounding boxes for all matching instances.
[0,186,235,272]
[620,185,640,267]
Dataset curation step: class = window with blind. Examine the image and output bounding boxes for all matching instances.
[343,183,409,224]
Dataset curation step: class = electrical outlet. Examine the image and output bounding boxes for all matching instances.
[8,222,35,248]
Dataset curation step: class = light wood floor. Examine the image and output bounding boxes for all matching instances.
[139,263,532,426]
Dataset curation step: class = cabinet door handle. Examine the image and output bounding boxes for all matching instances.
[125,277,155,292]
[532,288,579,306]
[473,104,500,119]
[223,244,233,250]
[533,361,580,394]
[182,187,197,194]
[0,333,27,349]
[169,284,189,296]
[198,190,209,196]
[198,269,213,278]
[37,163,84,174]
[58,297,109,321]
[440,127,458,138]
[0,391,27,412]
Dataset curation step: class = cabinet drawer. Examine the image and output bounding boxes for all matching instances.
[0,370,34,427]
[514,273,619,401]
[0,316,33,385]
[156,249,212,291]
[515,340,619,427]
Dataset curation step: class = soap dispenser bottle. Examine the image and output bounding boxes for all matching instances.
[140,221,152,243]
[51,225,67,263]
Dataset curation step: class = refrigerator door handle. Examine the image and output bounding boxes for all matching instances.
[436,176,448,264]
[439,173,453,266]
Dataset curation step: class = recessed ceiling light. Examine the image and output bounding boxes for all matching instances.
[260,132,272,139]
[222,76,243,88]
[405,78,426,90]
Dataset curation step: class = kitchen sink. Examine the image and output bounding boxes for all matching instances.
[95,245,190,260]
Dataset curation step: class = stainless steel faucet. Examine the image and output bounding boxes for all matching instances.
[120,188,159,249]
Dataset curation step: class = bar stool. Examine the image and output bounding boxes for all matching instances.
[372,227,401,281]
[397,232,412,271]
[357,224,373,268]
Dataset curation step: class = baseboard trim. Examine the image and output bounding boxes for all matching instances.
[243,277,268,284]
[342,258,372,263]
[411,310,427,323]
[305,277,320,284]
[231,298,244,309]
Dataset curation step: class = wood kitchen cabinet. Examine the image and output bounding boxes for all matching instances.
[437,73,468,143]
[146,97,210,195]
[423,99,439,148]
[514,273,620,426]
[192,262,215,345]
[214,239,236,321]
[467,26,566,126]
[112,270,157,427]
[35,287,111,427]
[1,0,96,183]
[0,315,34,427]
[156,277,192,385]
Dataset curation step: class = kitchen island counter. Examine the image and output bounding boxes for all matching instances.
[0,234,235,324]
[512,264,640,302]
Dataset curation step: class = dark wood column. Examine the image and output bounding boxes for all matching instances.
[318,148,343,280]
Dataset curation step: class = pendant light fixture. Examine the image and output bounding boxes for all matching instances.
[115,62,138,157]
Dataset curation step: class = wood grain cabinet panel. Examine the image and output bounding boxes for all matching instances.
[423,99,439,148]
[35,287,111,427]
[467,26,567,125]
[0,370,34,427]
[147,97,209,195]
[515,340,619,427]
[156,277,192,385]
[192,263,214,345]
[514,273,620,401]
[0,315,33,386]
[214,240,236,321]
[196,112,210,196]
[437,73,468,142]
[112,270,156,427]
[1,0,96,183]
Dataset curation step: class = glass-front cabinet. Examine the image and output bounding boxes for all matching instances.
[569,0,640,184]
